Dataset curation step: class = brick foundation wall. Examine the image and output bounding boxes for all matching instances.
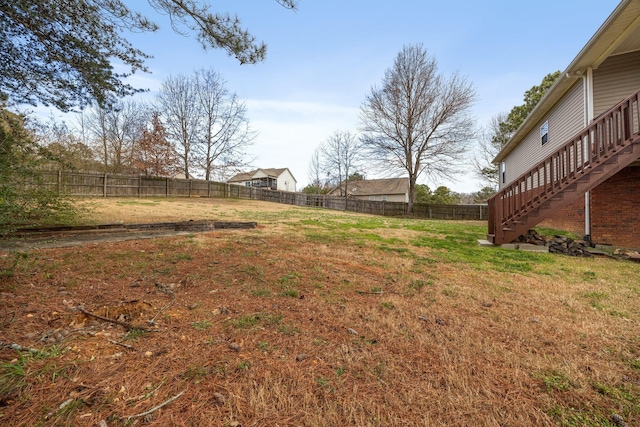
[590,166,640,248]
[539,198,585,238]
[539,166,640,248]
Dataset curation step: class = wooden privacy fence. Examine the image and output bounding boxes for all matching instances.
[39,170,488,221]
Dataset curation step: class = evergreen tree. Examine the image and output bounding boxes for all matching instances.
[0,1,298,111]
[0,99,76,232]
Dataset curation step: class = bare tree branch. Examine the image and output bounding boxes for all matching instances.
[319,131,363,197]
[360,44,477,213]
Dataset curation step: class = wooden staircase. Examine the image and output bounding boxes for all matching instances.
[487,88,640,245]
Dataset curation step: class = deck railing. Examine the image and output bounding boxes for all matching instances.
[488,87,640,244]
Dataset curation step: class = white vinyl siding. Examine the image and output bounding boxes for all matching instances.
[503,80,585,186]
[593,50,640,118]
[276,169,297,192]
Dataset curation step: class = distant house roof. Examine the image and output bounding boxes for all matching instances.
[227,168,296,183]
[227,171,253,182]
[331,178,409,196]
[172,171,196,180]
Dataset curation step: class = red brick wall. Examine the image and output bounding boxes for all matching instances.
[590,166,640,248]
[539,166,640,248]
[539,198,585,237]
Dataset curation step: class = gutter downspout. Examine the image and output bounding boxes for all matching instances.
[584,66,594,243]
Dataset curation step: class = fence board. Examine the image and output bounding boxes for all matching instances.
[40,170,487,221]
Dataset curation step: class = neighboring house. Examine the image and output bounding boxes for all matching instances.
[328,178,409,203]
[488,0,640,248]
[227,168,297,192]
[172,171,196,180]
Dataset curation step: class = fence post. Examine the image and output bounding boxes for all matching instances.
[166,178,169,197]
[57,170,62,194]
[103,173,108,197]
[188,179,192,198]
[138,176,141,197]
[208,180,211,198]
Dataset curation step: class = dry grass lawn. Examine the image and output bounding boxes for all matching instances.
[1,197,639,426]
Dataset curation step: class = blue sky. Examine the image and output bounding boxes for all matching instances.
[62,0,623,191]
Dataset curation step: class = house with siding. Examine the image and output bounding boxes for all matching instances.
[227,168,297,192]
[327,178,410,202]
[488,0,640,248]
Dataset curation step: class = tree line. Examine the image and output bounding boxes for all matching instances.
[33,69,255,182]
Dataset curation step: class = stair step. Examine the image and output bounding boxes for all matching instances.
[604,158,619,165]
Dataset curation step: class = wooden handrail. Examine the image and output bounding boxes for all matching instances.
[488,87,640,244]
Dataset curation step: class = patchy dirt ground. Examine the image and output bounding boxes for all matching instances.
[1,198,639,426]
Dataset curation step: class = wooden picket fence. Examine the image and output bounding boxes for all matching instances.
[38,170,488,221]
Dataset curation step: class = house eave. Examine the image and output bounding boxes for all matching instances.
[493,0,640,164]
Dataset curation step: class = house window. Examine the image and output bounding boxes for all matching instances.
[245,182,251,186]
[381,195,387,201]
[500,162,506,184]
[540,121,549,145]
[369,195,376,201]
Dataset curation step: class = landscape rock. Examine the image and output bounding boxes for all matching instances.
[514,230,592,257]
[610,414,629,427]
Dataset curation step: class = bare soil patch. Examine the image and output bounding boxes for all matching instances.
[1,198,639,426]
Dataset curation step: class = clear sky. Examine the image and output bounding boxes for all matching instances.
[51,0,624,192]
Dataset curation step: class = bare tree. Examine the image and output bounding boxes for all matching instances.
[84,105,109,170]
[104,100,147,173]
[158,74,199,178]
[472,113,509,189]
[306,147,324,193]
[32,117,99,171]
[193,69,255,180]
[319,130,362,197]
[84,100,147,173]
[360,44,476,213]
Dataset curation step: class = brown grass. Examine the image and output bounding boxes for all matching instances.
[0,198,639,426]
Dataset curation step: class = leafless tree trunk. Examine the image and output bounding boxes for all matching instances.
[193,69,255,180]
[360,44,476,213]
[472,113,510,189]
[307,147,325,193]
[85,106,110,171]
[106,101,147,173]
[158,74,199,179]
[84,101,147,173]
[319,130,362,197]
